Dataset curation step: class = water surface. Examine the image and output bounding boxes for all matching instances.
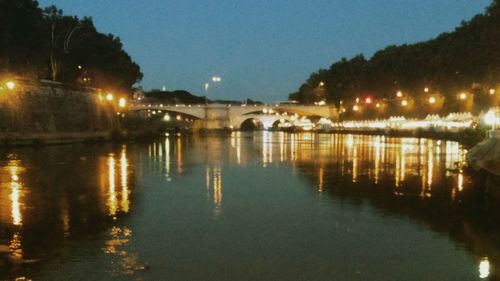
[0,132,498,280]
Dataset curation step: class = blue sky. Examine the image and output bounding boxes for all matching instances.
[38,0,492,102]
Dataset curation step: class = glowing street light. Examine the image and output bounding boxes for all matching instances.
[401,99,408,107]
[365,97,372,104]
[489,89,496,95]
[479,258,490,279]
[396,91,403,98]
[353,105,360,112]
[319,81,325,87]
[5,81,15,90]
[118,98,126,108]
[163,114,171,121]
[459,92,467,100]
[106,93,114,101]
[484,109,499,130]
[375,103,381,108]
[428,97,436,104]
[212,76,221,82]
[424,87,429,93]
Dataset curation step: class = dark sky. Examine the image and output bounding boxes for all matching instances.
[38,0,491,102]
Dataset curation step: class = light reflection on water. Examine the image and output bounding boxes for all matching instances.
[0,133,498,280]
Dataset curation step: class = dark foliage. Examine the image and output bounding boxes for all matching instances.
[0,0,143,91]
[291,0,500,118]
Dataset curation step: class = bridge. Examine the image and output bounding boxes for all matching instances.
[129,103,339,130]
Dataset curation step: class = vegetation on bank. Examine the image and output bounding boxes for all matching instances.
[0,0,142,91]
[290,0,500,119]
[142,89,263,105]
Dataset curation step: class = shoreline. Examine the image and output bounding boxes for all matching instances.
[0,131,111,147]
[0,127,485,147]
[318,128,485,147]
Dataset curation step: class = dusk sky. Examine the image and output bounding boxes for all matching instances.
[38,0,492,102]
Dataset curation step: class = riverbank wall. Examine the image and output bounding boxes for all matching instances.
[0,79,117,146]
[322,127,486,147]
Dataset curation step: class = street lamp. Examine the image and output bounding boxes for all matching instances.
[428,97,436,104]
[401,99,408,107]
[5,81,15,90]
[396,91,403,98]
[118,98,126,108]
[489,89,496,95]
[459,92,467,100]
[106,93,114,101]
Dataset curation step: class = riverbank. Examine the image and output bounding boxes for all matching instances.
[0,79,118,147]
[321,127,486,147]
[0,131,111,147]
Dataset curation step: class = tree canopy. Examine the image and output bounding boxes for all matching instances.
[290,0,500,118]
[0,0,143,91]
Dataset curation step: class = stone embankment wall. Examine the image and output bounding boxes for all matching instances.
[0,79,117,145]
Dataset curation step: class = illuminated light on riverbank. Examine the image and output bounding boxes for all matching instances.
[318,167,324,192]
[213,167,222,208]
[5,81,15,90]
[177,137,183,174]
[459,92,467,100]
[352,143,358,183]
[489,89,496,95]
[397,90,403,97]
[428,97,436,104]
[10,182,22,226]
[107,154,117,217]
[106,93,114,101]
[427,145,434,193]
[165,138,171,180]
[401,99,408,107]
[120,146,130,213]
[8,162,23,226]
[484,108,500,129]
[9,232,23,261]
[479,258,490,279]
[118,98,126,108]
[374,137,381,184]
[457,172,464,192]
[335,113,474,131]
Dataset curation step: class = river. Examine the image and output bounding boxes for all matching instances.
[0,132,498,281]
